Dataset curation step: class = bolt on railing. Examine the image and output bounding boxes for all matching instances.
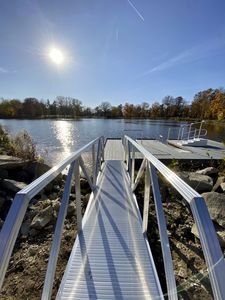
[0,136,105,299]
[123,135,225,300]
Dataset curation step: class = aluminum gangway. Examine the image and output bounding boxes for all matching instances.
[0,136,225,299]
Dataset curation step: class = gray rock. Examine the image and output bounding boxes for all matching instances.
[202,192,225,228]
[29,228,39,237]
[0,197,6,209]
[49,192,58,200]
[13,170,30,182]
[192,223,225,248]
[25,161,51,179]
[20,220,31,236]
[29,245,38,256]
[0,168,8,179]
[0,155,28,169]
[196,167,218,177]
[2,179,27,193]
[179,172,213,193]
[212,176,225,192]
[31,205,53,229]
[221,182,225,193]
[67,201,76,216]
[177,263,188,279]
[52,199,61,217]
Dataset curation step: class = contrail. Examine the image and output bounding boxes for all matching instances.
[127,0,144,22]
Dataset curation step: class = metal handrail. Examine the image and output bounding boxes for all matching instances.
[0,136,104,296]
[123,135,225,299]
[180,128,207,140]
[123,136,177,300]
[180,120,206,141]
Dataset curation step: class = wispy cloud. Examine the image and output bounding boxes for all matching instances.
[140,36,225,77]
[127,0,144,22]
[0,67,8,73]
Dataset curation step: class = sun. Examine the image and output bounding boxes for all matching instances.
[49,48,64,65]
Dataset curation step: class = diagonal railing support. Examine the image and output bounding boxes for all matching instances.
[149,164,178,300]
[79,156,94,191]
[132,158,146,192]
[74,159,82,231]
[41,161,76,300]
[142,161,151,234]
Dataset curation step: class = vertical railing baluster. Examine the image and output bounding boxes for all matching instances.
[41,161,76,300]
[128,141,132,178]
[187,123,193,141]
[92,144,96,186]
[95,139,100,178]
[101,138,105,162]
[126,139,129,170]
[142,161,150,234]
[131,145,135,186]
[74,159,82,231]
[198,120,204,139]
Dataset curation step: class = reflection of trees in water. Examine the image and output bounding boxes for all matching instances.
[205,123,225,141]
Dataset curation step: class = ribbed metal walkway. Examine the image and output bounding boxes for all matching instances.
[56,160,163,299]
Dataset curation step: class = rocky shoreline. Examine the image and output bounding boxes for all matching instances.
[0,154,225,299]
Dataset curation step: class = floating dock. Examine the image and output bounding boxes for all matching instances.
[104,138,225,161]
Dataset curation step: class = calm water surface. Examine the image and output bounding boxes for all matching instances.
[0,119,224,165]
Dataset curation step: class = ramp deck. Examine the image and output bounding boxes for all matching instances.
[56,160,163,299]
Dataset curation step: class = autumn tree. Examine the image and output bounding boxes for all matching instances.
[210,90,225,120]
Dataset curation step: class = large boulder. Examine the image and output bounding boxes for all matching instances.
[202,192,225,228]
[221,183,225,193]
[0,155,28,169]
[178,172,213,193]
[1,179,27,193]
[30,205,54,229]
[0,169,8,179]
[192,223,225,248]
[196,167,218,178]
[25,162,51,180]
[213,176,225,192]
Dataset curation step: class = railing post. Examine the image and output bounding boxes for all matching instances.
[142,161,150,234]
[193,128,197,140]
[198,120,204,139]
[177,126,181,140]
[74,159,82,231]
[101,138,105,162]
[126,139,129,170]
[92,144,96,186]
[181,127,185,140]
[95,139,101,178]
[128,141,132,178]
[41,161,76,300]
[187,123,193,141]
[167,128,171,141]
[131,145,135,186]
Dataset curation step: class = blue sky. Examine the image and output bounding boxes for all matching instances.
[0,0,225,107]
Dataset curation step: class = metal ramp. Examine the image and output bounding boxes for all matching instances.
[0,135,225,300]
[56,160,163,299]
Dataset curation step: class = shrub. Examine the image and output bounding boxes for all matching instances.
[11,130,37,161]
[0,125,38,160]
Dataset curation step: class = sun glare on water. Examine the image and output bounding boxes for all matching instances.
[49,48,64,65]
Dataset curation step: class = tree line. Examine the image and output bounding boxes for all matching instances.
[0,88,224,120]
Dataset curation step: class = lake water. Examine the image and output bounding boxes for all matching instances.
[0,119,224,165]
